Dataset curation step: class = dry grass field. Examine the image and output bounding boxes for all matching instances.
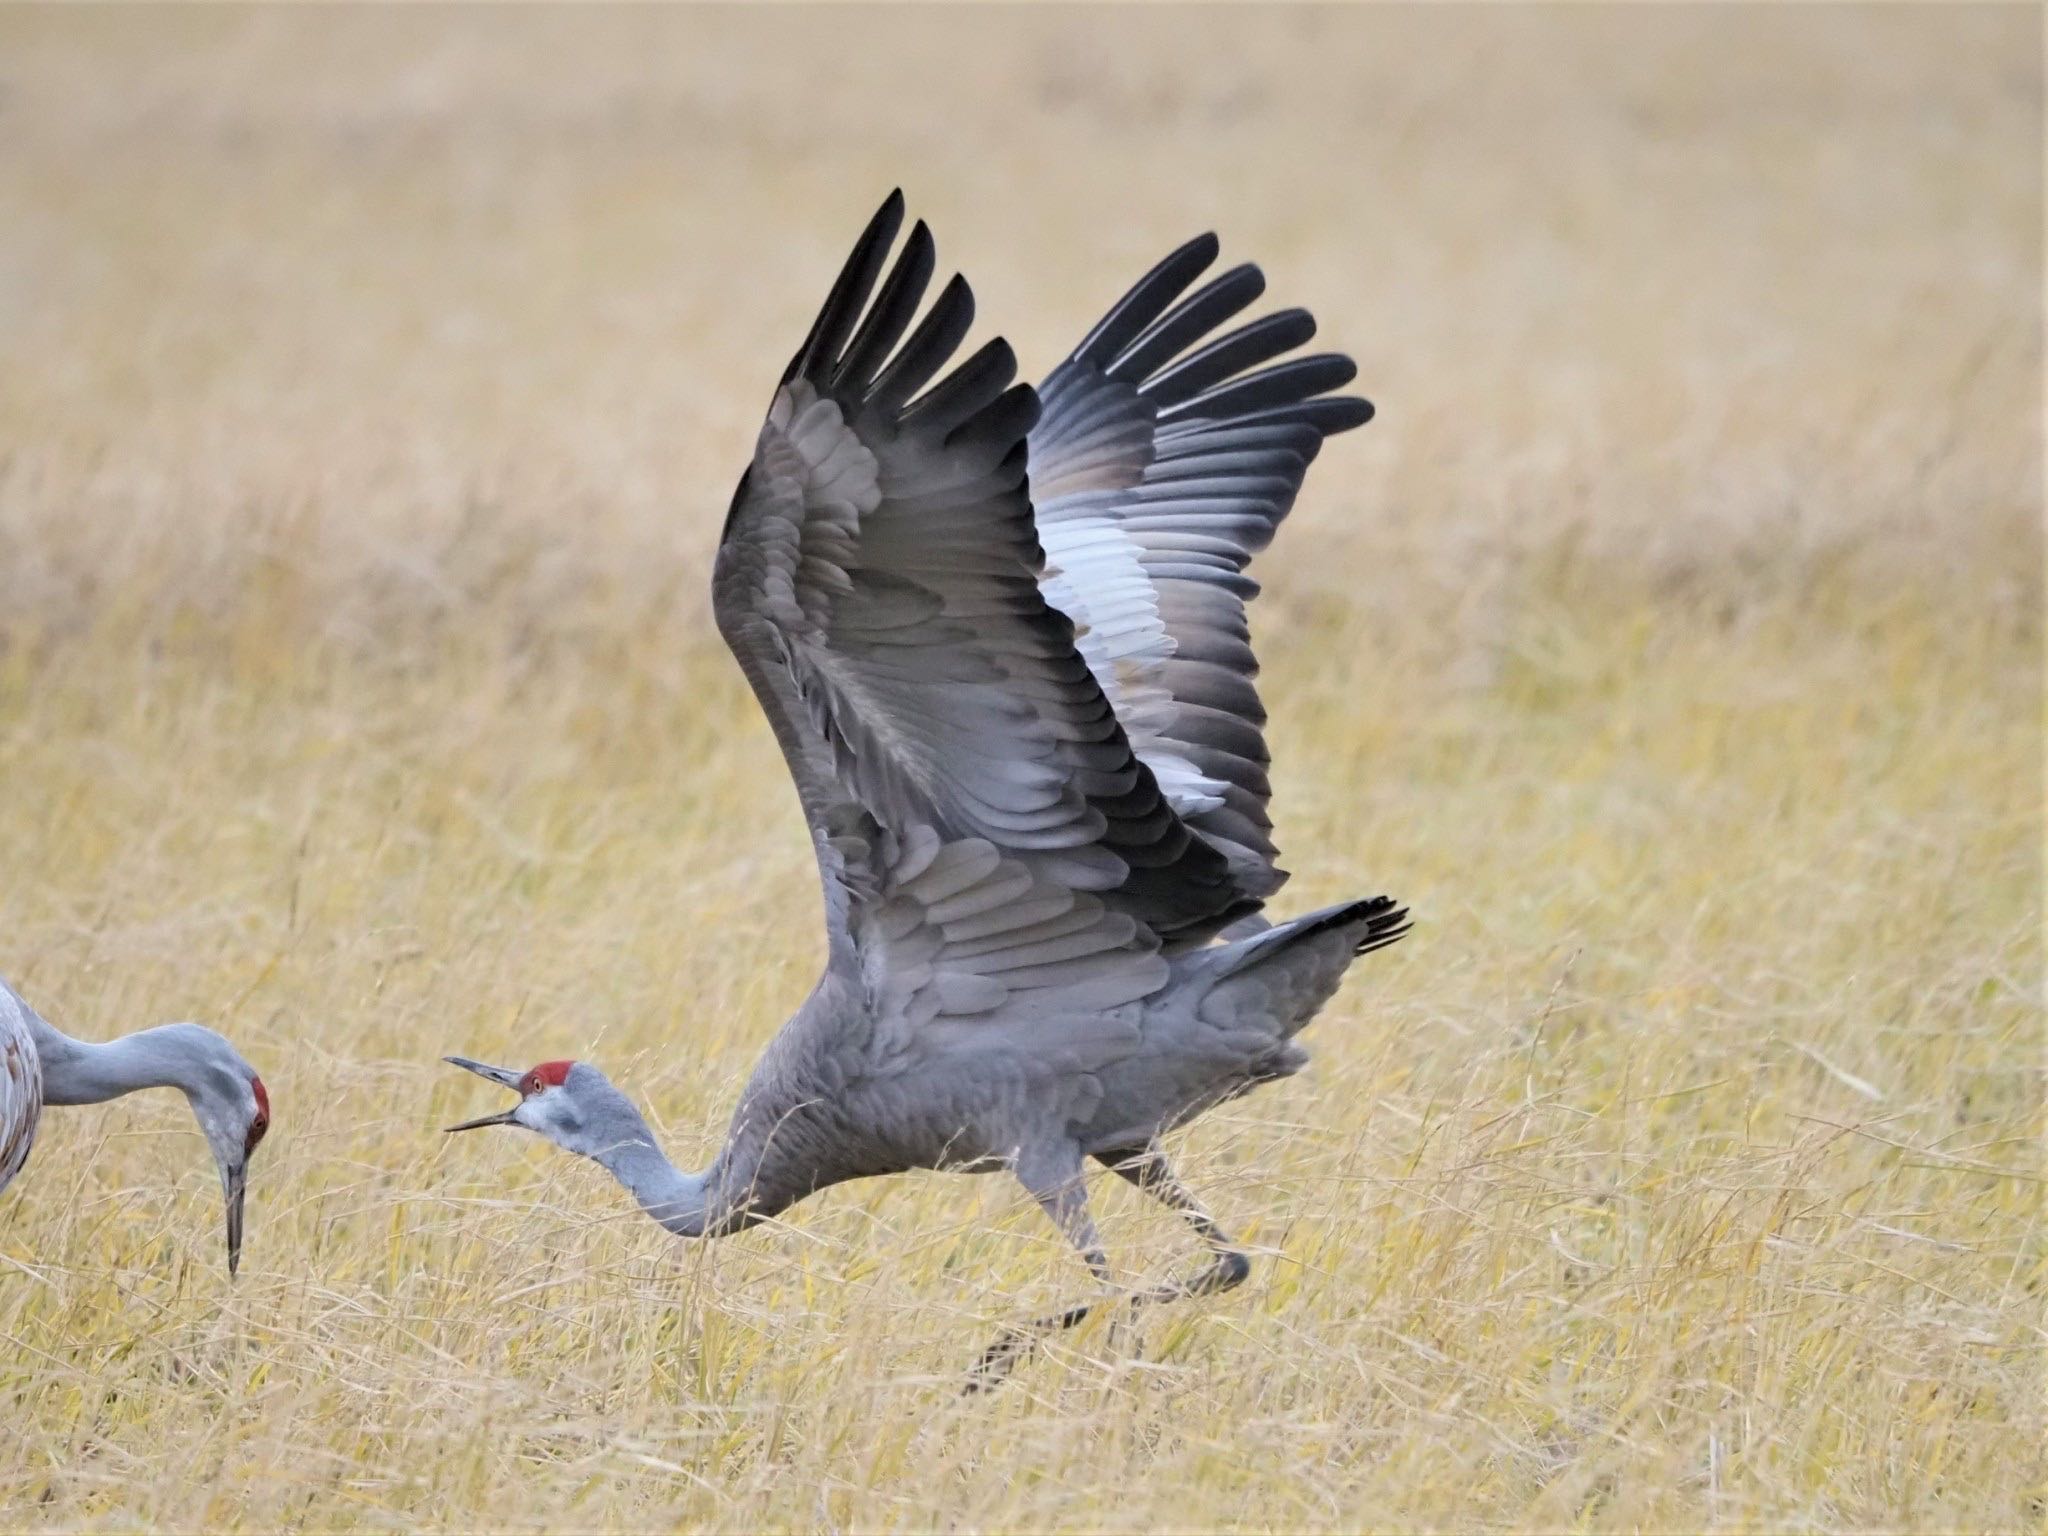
[0,7,2040,1531]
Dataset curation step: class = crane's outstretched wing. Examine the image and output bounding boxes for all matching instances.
[714,193,1255,1027]
[1030,239,1373,905]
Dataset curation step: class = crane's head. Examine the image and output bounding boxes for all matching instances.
[147,1022,270,1276]
[442,1055,630,1160]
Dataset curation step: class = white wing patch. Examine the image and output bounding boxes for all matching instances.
[1027,235,1373,906]
[1038,515,1228,818]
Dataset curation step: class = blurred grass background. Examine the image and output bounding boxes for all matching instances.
[0,6,2039,1530]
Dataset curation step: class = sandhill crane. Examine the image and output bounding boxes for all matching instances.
[1,979,269,1274]
[446,192,1409,1377]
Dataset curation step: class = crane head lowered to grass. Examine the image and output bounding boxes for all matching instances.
[445,190,1410,1384]
[2,980,270,1275]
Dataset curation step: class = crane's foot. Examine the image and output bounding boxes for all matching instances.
[1138,1244,1251,1304]
[966,1147,1254,1393]
[961,1248,1250,1393]
[963,1299,1097,1394]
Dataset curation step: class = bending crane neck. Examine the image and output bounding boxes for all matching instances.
[592,1135,719,1240]
[587,1111,790,1240]
[8,986,190,1107]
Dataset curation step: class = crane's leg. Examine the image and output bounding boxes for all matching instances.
[1098,1143,1253,1302]
[967,1149,1114,1392]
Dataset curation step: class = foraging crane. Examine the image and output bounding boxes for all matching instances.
[446,192,1409,1373]
[1,979,270,1273]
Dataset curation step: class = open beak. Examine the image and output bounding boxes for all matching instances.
[443,1056,523,1132]
[221,1161,247,1278]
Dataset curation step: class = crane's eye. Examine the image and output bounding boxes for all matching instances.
[520,1072,541,1096]
[246,1077,271,1152]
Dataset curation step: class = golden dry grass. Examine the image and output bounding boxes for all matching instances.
[0,6,2040,1531]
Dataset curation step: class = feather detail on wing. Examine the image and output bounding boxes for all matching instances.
[714,193,1256,1008]
[824,814,1167,1053]
[1030,236,1374,902]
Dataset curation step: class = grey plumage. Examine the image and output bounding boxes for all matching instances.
[0,979,271,1274]
[447,192,1409,1376]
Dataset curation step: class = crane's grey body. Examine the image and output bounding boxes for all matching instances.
[448,192,1409,1373]
[655,904,1400,1236]
[0,978,270,1272]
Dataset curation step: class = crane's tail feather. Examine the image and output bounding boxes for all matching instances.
[1212,894,1410,976]
[1194,893,1409,1043]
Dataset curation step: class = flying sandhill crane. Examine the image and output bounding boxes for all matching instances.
[446,192,1409,1378]
[1,979,269,1274]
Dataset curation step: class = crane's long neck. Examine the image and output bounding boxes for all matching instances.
[592,1134,716,1240]
[547,1067,774,1240]
[565,1008,845,1242]
[13,991,190,1106]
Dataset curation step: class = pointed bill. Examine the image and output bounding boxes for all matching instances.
[443,1055,524,1131]
[222,1161,246,1277]
[444,1056,523,1088]
[444,1108,519,1133]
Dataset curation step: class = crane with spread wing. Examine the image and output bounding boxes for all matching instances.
[446,192,1408,1381]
